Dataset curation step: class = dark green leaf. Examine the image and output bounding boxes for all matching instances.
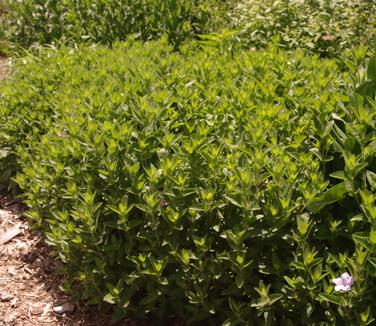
[307,182,348,214]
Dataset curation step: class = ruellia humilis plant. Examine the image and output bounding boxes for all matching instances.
[0,39,375,324]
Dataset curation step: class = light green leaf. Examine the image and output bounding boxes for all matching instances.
[370,230,376,244]
[366,170,376,190]
[103,293,116,304]
[329,171,345,180]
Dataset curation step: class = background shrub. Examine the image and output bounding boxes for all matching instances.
[4,0,225,49]
[4,0,376,56]
[226,0,376,57]
[1,39,376,324]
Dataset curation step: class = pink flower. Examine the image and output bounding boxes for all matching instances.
[333,272,354,292]
[322,35,335,42]
[159,199,169,208]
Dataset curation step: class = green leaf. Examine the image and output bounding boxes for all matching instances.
[223,195,242,208]
[366,170,376,191]
[228,297,241,313]
[307,182,348,214]
[353,232,373,250]
[356,81,376,99]
[367,56,376,80]
[329,171,345,180]
[103,293,116,304]
[297,213,310,235]
[318,293,341,305]
[368,257,376,268]
[370,230,376,244]
[139,292,159,306]
[350,214,365,222]
[269,293,283,305]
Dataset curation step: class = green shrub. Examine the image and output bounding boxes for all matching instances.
[1,39,376,324]
[5,0,224,49]
[227,0,376,57]
[5,0,375,56]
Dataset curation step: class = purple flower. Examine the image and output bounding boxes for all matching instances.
[333,272,354,292]
[58,132,68,138]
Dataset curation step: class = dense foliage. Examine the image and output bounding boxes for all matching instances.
[227,0,376,56]
[1,39,376,324]
[4,0,223,49]
[3,0,376,56]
